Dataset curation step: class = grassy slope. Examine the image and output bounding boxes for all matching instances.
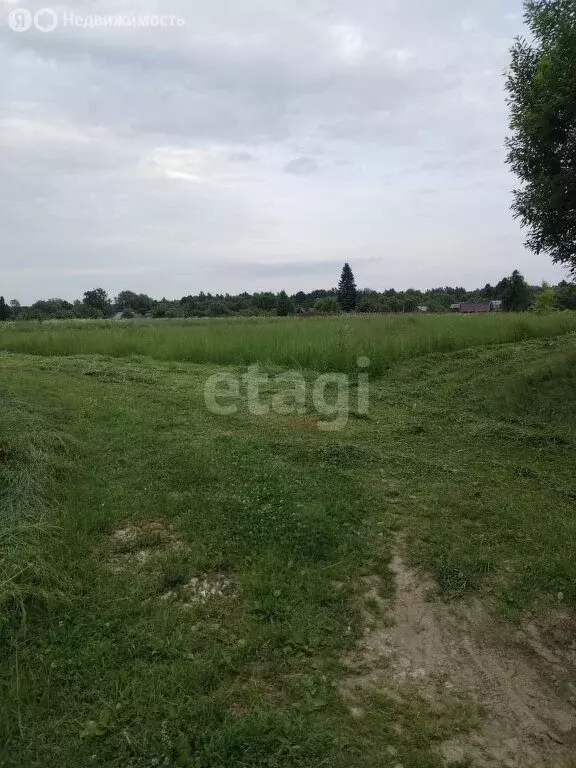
[0,332,575,767]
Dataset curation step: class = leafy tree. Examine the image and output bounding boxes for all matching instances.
[502,270,532,311]
[337,263,357,312]
[83,288,111,315]
[115,290,154,315]
[556,279,576,309]
[0,296,10,321]
[494,277,512,298]
[314,297,339,313]
[25,298,73,320]
[480,283,495,300]
[535,282,558,311]
[506,0,576,274]
[358,290,386,313]
[293,291,307,308]
[206,301,232,317]
[253,292,277,312]
[276,291,293,316]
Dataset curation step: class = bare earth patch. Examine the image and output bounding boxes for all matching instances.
[160,573,236,606]
[106,519,185,573]
[343,555,576,767]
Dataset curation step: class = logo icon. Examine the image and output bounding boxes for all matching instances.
[34,8,58,32]
[7,8,33,32]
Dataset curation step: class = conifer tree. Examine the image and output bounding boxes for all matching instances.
[337,263,357,312]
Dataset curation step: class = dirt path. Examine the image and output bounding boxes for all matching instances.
[343,554,576,767]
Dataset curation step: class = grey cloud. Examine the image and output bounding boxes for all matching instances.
[0,0,567,302]
[229,151,255,162]
[284,157,319,175]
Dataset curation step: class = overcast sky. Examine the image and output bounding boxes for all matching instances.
[0,0,570,302]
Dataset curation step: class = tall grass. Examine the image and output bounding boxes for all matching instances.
[1,313,575,374]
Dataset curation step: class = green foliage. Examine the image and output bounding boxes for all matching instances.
[27,298,74,320]
[314,297,339,314]
[0,296,10,321]
[502,270,531,311]
[337,263,357,312]
[115,290,154,315]
[556,279,576,309]
[83,288,111,315]
[506,0,576,273]
[535,282,557,312]
[8,275,572,320]
[276,290,293,316]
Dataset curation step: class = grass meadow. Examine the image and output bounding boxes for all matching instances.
[1,312,576,373]
[1,314,576,767]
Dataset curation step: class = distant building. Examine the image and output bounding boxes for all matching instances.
[450,301,502,313]
[416,305,429,313]
[112,309,137,320]
[458,302,493,313]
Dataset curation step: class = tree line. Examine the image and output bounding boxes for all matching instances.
[1,266,574,321]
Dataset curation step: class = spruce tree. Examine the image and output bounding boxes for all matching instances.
[337,263,357,312]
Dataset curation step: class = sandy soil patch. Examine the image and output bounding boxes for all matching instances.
[343,554,576,767]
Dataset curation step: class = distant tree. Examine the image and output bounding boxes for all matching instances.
[253,292,277,312]
[276,291,294,316]
[314,297,339,314]
[556,280,576,310]
[502,270,532,311]
[358,290,385,313]
[206,301,232,317]
[115,290,154,315]
[480,283,495,300]
[0,296,10,321]
[29,298,73,320]
[293,291,307,308]
[83,288,111,315]
[506,0,576,274]
[494,277,511,298]
[337,263,357,312]
[535,282,558,312]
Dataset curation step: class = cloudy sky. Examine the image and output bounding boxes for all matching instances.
[0,0,569,302]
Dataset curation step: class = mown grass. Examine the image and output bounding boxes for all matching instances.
[0,320,575,767]
[0,391,71,634]
[0,353,469,768]
[1,312,575,374]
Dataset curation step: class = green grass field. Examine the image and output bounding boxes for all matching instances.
[2,312,576,374]
[1,315,575,767]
